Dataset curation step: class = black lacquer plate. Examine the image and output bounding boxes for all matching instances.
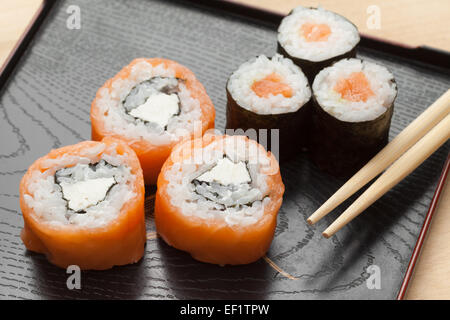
[0,0,449,299]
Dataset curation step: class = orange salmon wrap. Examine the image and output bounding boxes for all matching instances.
[91,58,215,185]
[19,137,146,270]
[155,134,284,265]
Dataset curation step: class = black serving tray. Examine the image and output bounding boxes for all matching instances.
[0,0,449,300]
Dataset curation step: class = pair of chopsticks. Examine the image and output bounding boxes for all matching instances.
[307,89,450,238]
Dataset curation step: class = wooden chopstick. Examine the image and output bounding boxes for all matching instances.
[307,89,450,225]
[322,113,450,238]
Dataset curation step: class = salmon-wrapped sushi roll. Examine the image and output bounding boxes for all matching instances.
[155,134,284,265]
[19,137,146,270]
[91,58,215,184]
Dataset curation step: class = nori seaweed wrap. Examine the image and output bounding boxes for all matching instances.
[226,89,313,160]
[310,58,397,177]
[225,55,313,161]
[277,6,360,83]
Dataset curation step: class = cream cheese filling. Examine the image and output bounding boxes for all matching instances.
[196,158,251,186]
[59,177,116,212]
[129,93,180,128]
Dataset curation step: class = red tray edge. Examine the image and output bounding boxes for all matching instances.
[396,154,450,300]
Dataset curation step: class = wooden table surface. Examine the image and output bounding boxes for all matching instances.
[0,0,449,300]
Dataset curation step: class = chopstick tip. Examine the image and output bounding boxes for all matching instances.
[322,231,331,239]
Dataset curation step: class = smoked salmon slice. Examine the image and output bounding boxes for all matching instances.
[251,72,293,98]
[300,23,331,42]
[334,71,374,102]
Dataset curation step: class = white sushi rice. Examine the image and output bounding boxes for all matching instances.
[94,60,202,146]
[313,58,397,122]
[278,6,359,62]
[227,54,311,115]
[23,143,136,228]
[164,136,274,226]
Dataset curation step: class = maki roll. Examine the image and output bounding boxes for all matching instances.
[155,134,284,265]
[311,58,397,177]
[277,6,360,82]
[226,54,312,160]
[19,137,146,270]
[91,58,215,184]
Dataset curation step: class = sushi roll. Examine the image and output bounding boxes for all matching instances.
[311,58,397,177]
[277,6,360,82]
[226,54,312,160]
[19,137,146,270]
[155,134,284,265]
[91,58,215,185]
